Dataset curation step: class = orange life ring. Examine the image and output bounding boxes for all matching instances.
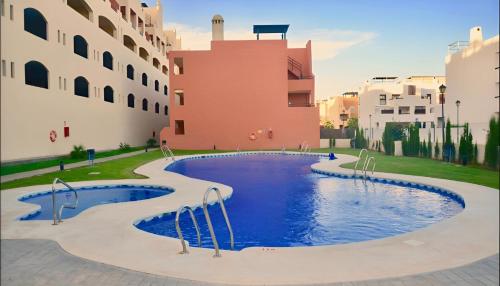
[49,130,57,142]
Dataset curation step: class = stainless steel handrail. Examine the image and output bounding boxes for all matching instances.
[281,145,286,153]
[353,149,368,176]
[363,157,376,180]
[161,144,175,161]
[202,186,234,257]
[52,178,78,225]
[175,205,201,254]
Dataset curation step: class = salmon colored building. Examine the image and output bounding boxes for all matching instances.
[160,19,319,150]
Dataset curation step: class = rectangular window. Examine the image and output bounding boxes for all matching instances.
[381,108,394,114]
[9,4,13,21]
[64,78,67,90]
[63,33,66,45]
[58,77,62,89]
[94,86,97,97]
[174,57,184,75]
[391,94,400,100]
[414,106,426,114]
[175,120,185,135]
[408,85,416,95]
[175,90,184,106]
[1,0,4,17]
[10,61,14,78]
[57,30,61,43]
[398,106,410,114]
[379,94,386,105]
[427,93,432,104]
[1,60,5,76]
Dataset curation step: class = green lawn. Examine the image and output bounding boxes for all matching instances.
[0,149,228,190]
[0,146,146,176]
[313,148,499,189]
[1,148,498,190]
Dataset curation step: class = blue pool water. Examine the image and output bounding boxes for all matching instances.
[136,154,464,250]
[20,185,173,220]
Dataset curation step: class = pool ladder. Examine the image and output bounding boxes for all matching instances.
[353,149,369,176]
[362,157,376,180]
[160,144,175,161]
[300,142,310,153]
[175,186,234,257]
[51,178,78,225]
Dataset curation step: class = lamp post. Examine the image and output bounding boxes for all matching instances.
[455,100,461,144]
[369,114,372,140]
[439,84,446,160]
[340,111,348,137]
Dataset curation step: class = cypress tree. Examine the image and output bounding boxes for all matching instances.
[484,117,499,169]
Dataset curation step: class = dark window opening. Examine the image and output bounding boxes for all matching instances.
[175,120,185,135]
[164,105,168,115]
[74,76,89,97]
[24,60,48,89]
[142,73,148,86]
[73,35,88,58]
[127,93,134,108]
[163,85,168,95]
[103,51,113,70]
[24,8,47,40]
[104,85,114,103]
[142,98,148,111]
[155,102,159,114]
[127,64,134,80]
[154,80,159,91]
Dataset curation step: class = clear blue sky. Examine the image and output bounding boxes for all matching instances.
[145,0,499,99]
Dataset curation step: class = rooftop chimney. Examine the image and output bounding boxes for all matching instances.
[212,15,224,41]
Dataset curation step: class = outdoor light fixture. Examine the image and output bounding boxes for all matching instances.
[456,100,461,143]
[439,84,446,161]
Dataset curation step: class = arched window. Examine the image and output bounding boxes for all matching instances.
[154,80,159,92]
[74,76,89,97]
[127,94,135,108]
[98,16,116,38]
[24,8,47,40]
[73,35,88,58]
[104,86,114,103]
[162,65,168,75]
[103,51,113,70]
[67,0,93,21]
[142,98,148,111]
[155,102,159,114]
[163,85,168,96]
[142,73,148,86]
[164,105,168,116]
[123,35,136,52]
[153,58,160,69]
[139,47,149,61]
[127,64,134,80]
[25,61,48,89]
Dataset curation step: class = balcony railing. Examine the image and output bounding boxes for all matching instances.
[448,41,469,54]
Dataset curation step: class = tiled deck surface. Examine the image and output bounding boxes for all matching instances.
[2,239,498,286]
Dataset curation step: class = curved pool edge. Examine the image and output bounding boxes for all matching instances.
[1,151,498,285]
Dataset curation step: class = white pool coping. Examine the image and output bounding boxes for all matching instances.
[1,152,498,285]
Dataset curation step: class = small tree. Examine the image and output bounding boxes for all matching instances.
[458,123,474,165]
[434,140,440,159]
[484,116,499,169]
[347,118,358,129]
[382,123,404,155]
[443,118,454,162]
[323,120,334,129]
[427,133,432,158]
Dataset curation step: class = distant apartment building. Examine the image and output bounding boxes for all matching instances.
[317,92,358,128]
[358,76,446,142]
[444,26,499,145]
[160,16,319,150]
[0,0,181,162]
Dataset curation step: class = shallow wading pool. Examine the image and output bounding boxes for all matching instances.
[136,154,464,250]
[19,185,173,220]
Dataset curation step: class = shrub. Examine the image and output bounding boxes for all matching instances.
[323,120,334,129]
[70,145,86,159]
[443,118,454,162]
[382,123,404,155]
[119,142,131,151]
[354,127,367,149]
[427,133,432,158]
[484,116,499,169]
[434,140,440,159]
[458,123,474,165]
[146,138,157,148]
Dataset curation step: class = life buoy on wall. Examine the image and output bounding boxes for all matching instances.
[49,130,57,142]
[249,133,257,141]
[268,129,273,139]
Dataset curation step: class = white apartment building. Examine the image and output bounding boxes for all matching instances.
[444,27,499,145]
[358,76,446,142]
[0,0,181,162]
[317,92,358,128]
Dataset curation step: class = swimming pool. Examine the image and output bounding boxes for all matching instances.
[136,154,464,250]
[20,185,173,220]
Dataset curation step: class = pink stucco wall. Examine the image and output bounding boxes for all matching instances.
[160,39,319,150]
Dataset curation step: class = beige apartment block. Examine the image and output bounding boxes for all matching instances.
[0,0,181,162]
[317,92,358,128]
[444,26,499,145]
[358,76,446,142]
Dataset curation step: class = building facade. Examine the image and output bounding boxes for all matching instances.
[444,27,499,145]
[317,92,358,128]
[358,76,446,142]
[160,17,319,150]
[0,0,180,162]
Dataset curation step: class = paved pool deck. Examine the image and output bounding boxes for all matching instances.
[2,239,498,286]
[1,152,498,285]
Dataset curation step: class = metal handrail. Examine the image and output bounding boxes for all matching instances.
[236,145,240,153]
[161,144,175,161]
[202,186,234,257]
[353,149,368,175]
[281,144,286,153]
[363,157,376,180]
[175,205,201,254]
[52,178,78,225]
